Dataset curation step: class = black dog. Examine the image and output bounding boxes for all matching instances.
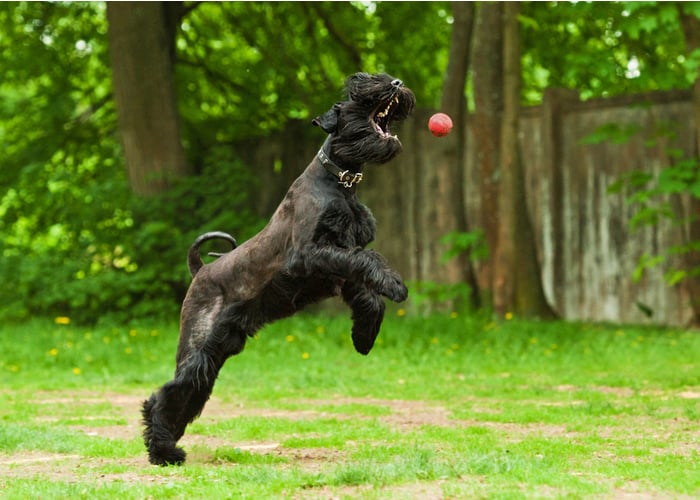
[142,73,416,466]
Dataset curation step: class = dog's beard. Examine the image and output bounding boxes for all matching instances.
[331,132,403,165]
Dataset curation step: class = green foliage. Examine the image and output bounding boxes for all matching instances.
[0,1,124,323]
[0,154,260,324]
[174,1,452,148]
[408,280,474,313]
[580,122,644,145]
[400,230,489,314]
[440,229,489,262]
[521,2,692,103]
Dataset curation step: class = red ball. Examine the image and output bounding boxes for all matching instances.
[428,113,453,137]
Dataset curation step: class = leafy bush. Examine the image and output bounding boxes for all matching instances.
[0,152,262,325]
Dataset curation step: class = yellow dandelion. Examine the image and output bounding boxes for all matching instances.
[286,335,295,343]
[54,316,71,325]
[125,347,133,354]
[397,308,406,317]
[504,312,513,321]
[529,337,538,345]
[302,352,310,359]
[72,367,81,375]
[449,311,458,319]
[150,330,159,337]
[431,337,439,344]
[129,329,137,337]
[9,364,20,373]
[48,348,59,356]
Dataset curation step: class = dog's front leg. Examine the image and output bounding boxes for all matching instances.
[341,281,385,355]
[293,245,408,302]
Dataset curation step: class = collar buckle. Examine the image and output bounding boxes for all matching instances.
[338,170,363,188]
[317,144,363,189]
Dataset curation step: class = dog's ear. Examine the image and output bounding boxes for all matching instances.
[312,103,341,134]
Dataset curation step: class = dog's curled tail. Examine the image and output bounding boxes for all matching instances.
[188,231,237,277]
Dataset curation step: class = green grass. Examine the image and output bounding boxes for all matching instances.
[1,311,699,498]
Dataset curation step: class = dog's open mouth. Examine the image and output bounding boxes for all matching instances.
[371,96,401,140]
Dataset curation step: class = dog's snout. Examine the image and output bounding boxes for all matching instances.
[391,79,403,88]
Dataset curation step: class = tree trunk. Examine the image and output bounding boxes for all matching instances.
[678,7,700,327]
[492,2,556,318]
[107,2,190,196]
[432,2,479,308]
[471,3,503,309]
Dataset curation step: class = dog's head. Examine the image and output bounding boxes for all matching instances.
[313,73,416,166]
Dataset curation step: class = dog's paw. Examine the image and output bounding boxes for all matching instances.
[148,442,186,466]
[382,274,408,303]
[351,316,383,355]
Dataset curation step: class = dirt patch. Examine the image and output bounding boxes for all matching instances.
[0,451,162,483]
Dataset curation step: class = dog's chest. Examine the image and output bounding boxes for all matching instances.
[313,198,375,248]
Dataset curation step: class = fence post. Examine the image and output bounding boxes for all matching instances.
[541,88,579,314]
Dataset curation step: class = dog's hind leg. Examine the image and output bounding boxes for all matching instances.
[142,351,222,465]
[142,307,249,466]
[342,282,386,355]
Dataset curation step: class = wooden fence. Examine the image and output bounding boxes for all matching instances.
[242,89,697,326]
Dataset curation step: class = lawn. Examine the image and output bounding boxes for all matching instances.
[0,309,698,499]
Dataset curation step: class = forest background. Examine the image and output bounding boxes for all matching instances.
[1,1,700,328]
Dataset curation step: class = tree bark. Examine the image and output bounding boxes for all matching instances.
[493,2,556,318]
[678,7,700,327]
[433,2,480,308]
[471,3,503,309]
[107,2,190,196]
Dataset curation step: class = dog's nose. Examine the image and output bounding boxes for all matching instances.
[391,79,403,88]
